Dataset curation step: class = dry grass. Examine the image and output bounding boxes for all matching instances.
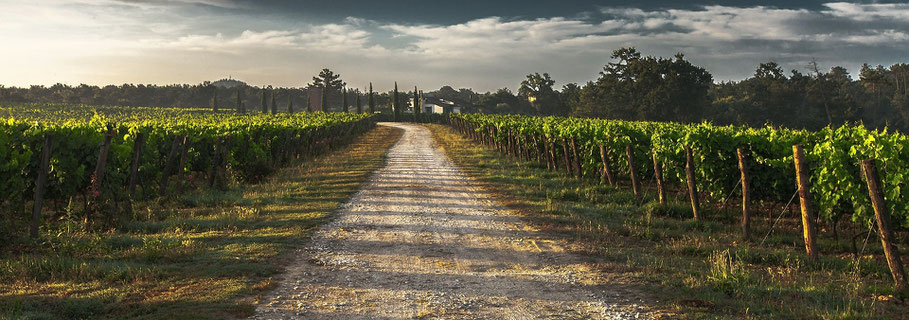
[0,125,403,320]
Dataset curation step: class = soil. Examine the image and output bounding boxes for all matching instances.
[251,123,654,319]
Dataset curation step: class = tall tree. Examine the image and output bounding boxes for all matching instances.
[413,86,420,122]
[368,83,375,113]
[574,48,711,122]
[356,89,362,113]
[519,73,559,115]
[260,89,267,114]
[270,92,277,114]
[559,83,581,115]
[393,82,400,121]
[309,68,345,111]
[860,63,887,126]
[287,91,294,113]
[342,87,349,112]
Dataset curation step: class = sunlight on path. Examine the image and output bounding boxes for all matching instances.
[252,123,650,319]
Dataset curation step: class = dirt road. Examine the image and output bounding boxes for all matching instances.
[252,123,652,319]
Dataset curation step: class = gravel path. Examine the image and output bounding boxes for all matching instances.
[252,123,652,319]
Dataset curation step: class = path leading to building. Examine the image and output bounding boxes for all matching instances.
[252,123,651,319]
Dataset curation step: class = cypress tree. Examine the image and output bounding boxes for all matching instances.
[287,92,294,113]
[356,89,362,113]
[306,96,312,113]
[270,93,277,114]
[393,82,400,121]
[342,87,349,113]
[212,89,219,112]
[368,83,375,113]
[260,89,268,113]
[413,86,420,122]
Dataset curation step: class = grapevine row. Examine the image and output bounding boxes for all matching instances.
[1,107,375,237]
[449,113,908,287]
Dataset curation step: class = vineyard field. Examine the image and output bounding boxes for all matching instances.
[451,113,909,228]
[0,104,374,238]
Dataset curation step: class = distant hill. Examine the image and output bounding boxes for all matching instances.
[210,78,247,88]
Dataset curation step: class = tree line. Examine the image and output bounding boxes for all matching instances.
[488,48,909,132]
[0,69,398,114]
[2,50,907,132]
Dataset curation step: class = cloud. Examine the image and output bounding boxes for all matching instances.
[823,2,909,21]
[384,17,622,61]
[146,24,384,55]
[104,0,242,9]
[0,2,908,91]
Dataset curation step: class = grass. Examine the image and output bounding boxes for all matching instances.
[0,125,404,320]
[425,123,907,319]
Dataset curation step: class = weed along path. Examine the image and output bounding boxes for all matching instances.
[252,123,652,319]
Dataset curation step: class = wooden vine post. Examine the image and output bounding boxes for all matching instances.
[599,145,615,186]
[159,135,183,195]
[125,132,145,214]
[561,138,572,176]
[549,137,558,171]
[524,134,533,161]
[861,159,907,290]
[792,144,818,261]
[88,128,115,218]
[685,145,701,220]
[651,150,666,205]
[570,137,581,179]
[532,134,543,164]
[127,133,145,197]
[91,129,114,194]
[737,148,751,241]
[30,134,53,238]
[626,145,640,198]
[175,136,190,193]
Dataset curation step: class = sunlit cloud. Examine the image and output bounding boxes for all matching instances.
[0,2,907,91]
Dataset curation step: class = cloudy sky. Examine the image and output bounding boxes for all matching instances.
[1,0,907,92]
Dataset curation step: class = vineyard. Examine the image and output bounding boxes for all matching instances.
[0,104,374,239]
[450,113,909,288]
[3,103,909,318]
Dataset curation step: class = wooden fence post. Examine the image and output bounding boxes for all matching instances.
[685,145,701,220]
[599,145,615,186]
[626,145,640,198]
[652,150,666,205]
[737,148,751,241]
[792,144,818,260]
[30,134,53,238]
[159,135,183,195]
[861,159,907,290]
